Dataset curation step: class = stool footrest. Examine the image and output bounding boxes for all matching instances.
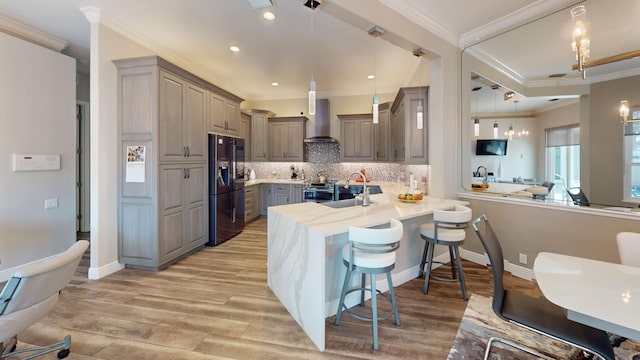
[340,287,396,323]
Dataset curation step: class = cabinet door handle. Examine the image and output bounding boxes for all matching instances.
[187,168,190,178]
[186,146,190,157]
[183,168,187,178]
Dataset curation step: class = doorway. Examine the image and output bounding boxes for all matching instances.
[76,101,90,236]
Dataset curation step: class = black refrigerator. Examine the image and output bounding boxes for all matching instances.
[208,134,245,246]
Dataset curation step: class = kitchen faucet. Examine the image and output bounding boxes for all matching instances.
[345,171,369,206]
[476,166,488,183]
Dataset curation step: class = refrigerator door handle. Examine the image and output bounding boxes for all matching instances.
[232,207,236,223]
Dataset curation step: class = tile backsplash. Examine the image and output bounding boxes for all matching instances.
[247,161,430,192]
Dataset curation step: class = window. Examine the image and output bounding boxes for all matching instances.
[545,125,580,201]
[623,134,640,203]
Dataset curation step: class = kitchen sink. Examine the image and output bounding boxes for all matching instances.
[320,198,374,209]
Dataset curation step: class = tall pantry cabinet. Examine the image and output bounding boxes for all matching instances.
[114,56,242,270]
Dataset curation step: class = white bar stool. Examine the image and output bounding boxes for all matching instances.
[418,205,472,300]
[334,218,403,350]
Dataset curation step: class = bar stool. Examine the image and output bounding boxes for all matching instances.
[334,218,403,350]
[418,205,472,300]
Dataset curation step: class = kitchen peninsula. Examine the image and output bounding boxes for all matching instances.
[267,188,466,350]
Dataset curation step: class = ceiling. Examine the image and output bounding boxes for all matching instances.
[0,0,636,109]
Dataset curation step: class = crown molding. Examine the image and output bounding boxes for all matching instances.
[459,0,581,49]
[0,13,67,52]
[377,0,457,46]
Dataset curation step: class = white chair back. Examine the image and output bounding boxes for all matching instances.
[617,232,640,267]
[434,205,472,224]
[1,240,89,316]
[349,218,403,247]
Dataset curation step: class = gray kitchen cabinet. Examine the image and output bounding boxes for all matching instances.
[115,56,242,270]
[244,184,259,223]
[158,70,206,163]
[240,112,251,160]
[273,183,291,206]
[159,163,206,262]
[374,102,391,162]
[268,116,307,162]
[390,86,429,164]
[339,114,374,162]
[290,184,303,204]
[260,183,272,216]
[273,183,302,206]
[209,92,241,137]
[251,110,271,162]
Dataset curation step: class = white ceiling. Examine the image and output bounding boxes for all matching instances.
[0,0,636,110]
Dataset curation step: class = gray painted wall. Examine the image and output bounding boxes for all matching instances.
[0,31,76,271]
[589,76,640,206]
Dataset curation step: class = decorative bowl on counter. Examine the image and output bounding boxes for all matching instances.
[397,193,423,203]
[471,183,489,191]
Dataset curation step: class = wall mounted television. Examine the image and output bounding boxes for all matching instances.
[475,139,507,156]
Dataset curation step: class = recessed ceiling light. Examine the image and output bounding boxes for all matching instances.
[271,82,279,86]
[229,45,240,53]
[367,74,375,80]
[263,11,275,20]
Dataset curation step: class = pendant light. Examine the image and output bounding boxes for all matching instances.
[472,86,481,137]
[492,85,499,138]
[413,48,427,130]
[368,26,384,124]
[307,2,317,115]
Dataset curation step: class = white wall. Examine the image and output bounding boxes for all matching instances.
[88,20,154,278]
[0,31,76,271]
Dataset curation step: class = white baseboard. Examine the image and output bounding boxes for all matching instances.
[88,261,124,280]
[459,247,534,281]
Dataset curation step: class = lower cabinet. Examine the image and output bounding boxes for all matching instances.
[244,184,260,223]
[119,161,207,271]
[159,163,207,264]
[260,184,272,216]
[259,182,303,216]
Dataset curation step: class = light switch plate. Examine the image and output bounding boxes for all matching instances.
[45,198,58,209]
[519,253,528,265]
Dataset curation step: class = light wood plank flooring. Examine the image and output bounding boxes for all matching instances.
[17,218,540,359]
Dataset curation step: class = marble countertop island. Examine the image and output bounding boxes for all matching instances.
[267,190,466,351]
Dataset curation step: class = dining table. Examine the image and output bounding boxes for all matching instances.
[534,252,640,341]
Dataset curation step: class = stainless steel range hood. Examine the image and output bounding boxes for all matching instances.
[304,99,338,143]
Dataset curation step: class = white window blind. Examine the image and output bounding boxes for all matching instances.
[546,124,580,147]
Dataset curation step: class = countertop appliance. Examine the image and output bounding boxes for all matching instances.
[303,182,335,203]
[208,134,245,246]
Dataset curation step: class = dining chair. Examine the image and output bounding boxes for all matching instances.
[0,240,89,359]
[472,215,614,360]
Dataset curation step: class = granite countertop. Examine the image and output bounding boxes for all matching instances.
[245,178,306,186]
[268,190,465,237]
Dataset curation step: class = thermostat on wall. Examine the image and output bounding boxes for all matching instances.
[12,154,61,172]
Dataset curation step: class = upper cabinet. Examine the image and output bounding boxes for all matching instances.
[209,91,242,137]
[250,110,273,162]
[374,102,391,162]
[390,86,429,164]
[339,114,374,162]
[240,112,251,160]
[268,116,307,162]
[158,70,206,162]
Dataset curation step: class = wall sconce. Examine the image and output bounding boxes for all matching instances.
[620,100,630,122]
[474,118,480,137]
[620,100,640,136]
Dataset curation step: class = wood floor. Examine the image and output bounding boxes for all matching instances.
[18,218,541,359]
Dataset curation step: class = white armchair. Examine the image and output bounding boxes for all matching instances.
[0,240,89,359]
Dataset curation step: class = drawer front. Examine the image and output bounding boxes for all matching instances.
[274,184,289,194]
